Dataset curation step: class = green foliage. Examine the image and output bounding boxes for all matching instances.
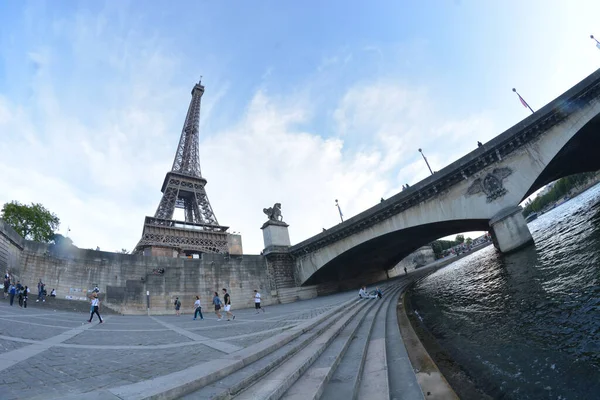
[455,234,465,243]
[523,172,597,217]
[430,239,461,257]
[466,237,473,245]
[1,201,60,242]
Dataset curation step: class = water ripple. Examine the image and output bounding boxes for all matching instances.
[410,183,600,400]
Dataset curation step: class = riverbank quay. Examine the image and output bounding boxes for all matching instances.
[0,268,439,400]
[398,241,498,400]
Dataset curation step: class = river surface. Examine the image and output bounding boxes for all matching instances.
[410,183,600,399]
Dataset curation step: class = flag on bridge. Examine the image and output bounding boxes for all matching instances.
[518,94,528,108]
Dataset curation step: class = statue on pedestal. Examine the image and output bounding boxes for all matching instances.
[263,203,284,223]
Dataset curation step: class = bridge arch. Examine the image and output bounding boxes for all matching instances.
[291,69,600,287]
[301,219,488,286]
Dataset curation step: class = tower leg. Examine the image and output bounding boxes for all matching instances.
[489,206,534,253]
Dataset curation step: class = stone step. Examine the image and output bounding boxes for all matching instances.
[232,297,375,400]
[386,286,425,400]
[280,286,400,400]
[100,297,360,400]
[357,284,403,400]
[277,288,300,304]
[179,299,365,400]
[320,285,403,400]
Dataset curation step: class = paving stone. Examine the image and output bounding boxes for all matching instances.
[63,328,192,345]
[0,338,30,352]
[0,287,384,399]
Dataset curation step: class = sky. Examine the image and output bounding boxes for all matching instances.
[1,0,599,254]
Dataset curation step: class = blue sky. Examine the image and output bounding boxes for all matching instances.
[1,0,599,253]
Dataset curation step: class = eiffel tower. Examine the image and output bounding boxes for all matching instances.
[134,80,234,257]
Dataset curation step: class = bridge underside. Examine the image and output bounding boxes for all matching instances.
[302,219,489,286]
[524,112,600,200]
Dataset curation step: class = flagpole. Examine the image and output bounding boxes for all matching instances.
[512,88,534,114]
[335,199,344,223]
[591,35,600,49]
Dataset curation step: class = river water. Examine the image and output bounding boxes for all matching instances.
[409,183,600,399]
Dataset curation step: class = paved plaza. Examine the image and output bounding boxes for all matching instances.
[0,290,359,399]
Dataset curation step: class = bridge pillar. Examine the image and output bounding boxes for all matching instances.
[489,206,534,253]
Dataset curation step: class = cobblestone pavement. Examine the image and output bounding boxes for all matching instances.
[0,288,363,399]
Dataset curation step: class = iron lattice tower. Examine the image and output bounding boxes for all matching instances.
[134,81,230,256]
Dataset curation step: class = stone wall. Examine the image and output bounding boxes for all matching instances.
[0,220,24,277]
[12,236,277,314]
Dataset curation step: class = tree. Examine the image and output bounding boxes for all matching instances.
[1,201,60,242]
[455,234,465,244]
[465,237,473,245]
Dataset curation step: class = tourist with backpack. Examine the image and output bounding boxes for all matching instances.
[212,292,222,321]
[8,283,16,306]
[174,297,181,316]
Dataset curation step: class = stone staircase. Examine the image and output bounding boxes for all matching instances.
[172,280,426,400]
[71,274,450,400]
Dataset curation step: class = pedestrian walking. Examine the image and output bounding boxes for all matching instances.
[88,293,103,323]
[174,297,181,316]
[193,295,204,320]
[212,291,222,321]
[253,290,265,313]
[3,276,9,299]
[37,279,43,302]
[404,267,407,275]
[222,288,235,321]
[18,285,25,307]
[23,286,29,308]
[8,282,16,306]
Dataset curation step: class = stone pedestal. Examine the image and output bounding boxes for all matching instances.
[261,220,291,253]
[489,206,534,253]
[262,220,296,293]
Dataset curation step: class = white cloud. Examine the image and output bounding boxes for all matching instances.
[0,7,500,255]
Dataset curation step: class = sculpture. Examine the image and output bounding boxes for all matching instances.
[466,167,513,202]
[263,203,284,222]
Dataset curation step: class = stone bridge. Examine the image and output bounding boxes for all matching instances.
[284,68,600,286]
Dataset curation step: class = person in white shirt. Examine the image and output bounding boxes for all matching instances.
[88,293,103,323]
[193,295,204,320]
[358,286,376,299]
[253,290,265,313]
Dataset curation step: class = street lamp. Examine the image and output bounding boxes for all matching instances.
[591,35,600,49]
[335,199,344,223]
[418,148,434,175]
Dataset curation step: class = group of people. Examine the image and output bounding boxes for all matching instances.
[175,289,266,321]
[3,274,56,307]
[358,286,383,299]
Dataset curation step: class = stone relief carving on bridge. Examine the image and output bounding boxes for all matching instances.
[263,203,284,222]
[466,167,513,202]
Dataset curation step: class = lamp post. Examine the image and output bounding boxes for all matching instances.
[591,35,600,49]
[418,148,434,175]
[335,199,344,223]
